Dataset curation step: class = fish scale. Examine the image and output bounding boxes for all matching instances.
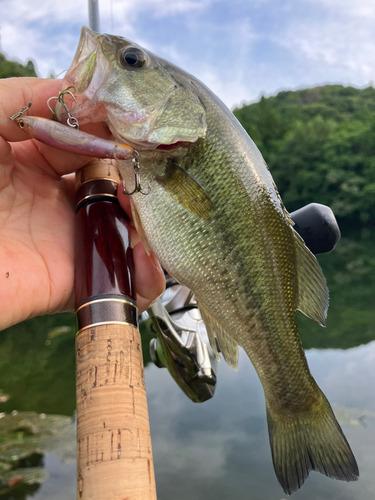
[132,118,316,408]
[57,26,359,495]
[128,89,355,495]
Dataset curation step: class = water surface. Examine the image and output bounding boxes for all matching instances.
[0,231,374,499]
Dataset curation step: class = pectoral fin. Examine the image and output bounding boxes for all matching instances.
[156,161,213,219]
[294,229,329,326]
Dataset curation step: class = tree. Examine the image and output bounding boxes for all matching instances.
[0,53,37,78]
[233,85,375,227]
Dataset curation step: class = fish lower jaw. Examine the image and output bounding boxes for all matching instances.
[110,132,189,153]
[112,135,160,151]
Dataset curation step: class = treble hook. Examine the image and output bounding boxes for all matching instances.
[123,152,151,196]
[47,86,79,129]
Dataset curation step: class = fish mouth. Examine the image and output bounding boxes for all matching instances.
[54,28,163,150]
[54,28,108,127]
[55,27,206,151]
[56,95,189,153]
[68,27,99,93]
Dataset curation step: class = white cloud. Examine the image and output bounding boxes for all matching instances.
[0,0,88,74]
[266,0,375,95]
[0,0,212,75]
[305,0,375,18]
[1,0,86,25]
[142,0,211,17]
[1,0,375,109]
[153,17,258,107]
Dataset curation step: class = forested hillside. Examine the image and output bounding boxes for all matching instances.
[0,52,37,78]
[233,85,375,227]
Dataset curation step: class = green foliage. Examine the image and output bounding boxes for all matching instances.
[0,314,153,417]
[0,53,37,78]
[233,85,375,227]
[298,231,375,349]
[0,314,76,416]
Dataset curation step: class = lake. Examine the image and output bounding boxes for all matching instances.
[0,230,374,499]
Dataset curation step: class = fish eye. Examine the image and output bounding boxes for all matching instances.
[119,47,147,69]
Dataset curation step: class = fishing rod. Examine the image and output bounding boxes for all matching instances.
[74,3,342,495]
[74,161,156,500]
[73,2,157,499]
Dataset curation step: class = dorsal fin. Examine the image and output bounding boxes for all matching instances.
[294,229,329,326]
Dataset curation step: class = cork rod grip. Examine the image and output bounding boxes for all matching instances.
[75,160,157,500]
[76,324,156,500]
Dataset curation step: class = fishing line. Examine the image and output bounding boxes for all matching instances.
[54,68,69,79]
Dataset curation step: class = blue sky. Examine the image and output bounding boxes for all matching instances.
[1,0,375,109]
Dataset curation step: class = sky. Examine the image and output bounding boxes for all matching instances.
[0,0,375,109]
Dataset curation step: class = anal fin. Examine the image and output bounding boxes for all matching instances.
[198,302,238,370]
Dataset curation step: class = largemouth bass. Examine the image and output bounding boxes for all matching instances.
[59,27,359,494]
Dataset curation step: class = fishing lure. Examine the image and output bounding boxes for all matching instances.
[13,115,135,160]
[123,151,151,196]
[10,81,33,121]
[10,86,151,192]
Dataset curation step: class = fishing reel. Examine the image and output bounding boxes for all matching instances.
[143,276,217,403]
[142,202,341,403]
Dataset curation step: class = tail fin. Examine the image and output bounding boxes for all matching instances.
[267,394,359,495]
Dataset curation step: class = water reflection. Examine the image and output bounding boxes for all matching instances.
[0,231,374,498]
[147,344,375,500]
[0,341,374,500]
[2,342,372,500]
[35,455,75,500]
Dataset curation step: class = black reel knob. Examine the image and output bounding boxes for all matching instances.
[290,203,341,255]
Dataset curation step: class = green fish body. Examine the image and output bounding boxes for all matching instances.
[60,27,359,494]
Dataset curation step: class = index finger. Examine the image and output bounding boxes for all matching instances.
[0,77,65,143]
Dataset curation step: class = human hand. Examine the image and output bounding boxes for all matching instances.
[0,77,165,330]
